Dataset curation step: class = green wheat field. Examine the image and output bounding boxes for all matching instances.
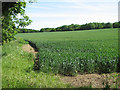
[16,28,118,76]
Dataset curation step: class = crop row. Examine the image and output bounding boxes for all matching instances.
[32,40,118,76]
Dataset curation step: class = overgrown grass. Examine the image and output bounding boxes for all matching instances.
[17,28,118,76]
[2,39,70,88]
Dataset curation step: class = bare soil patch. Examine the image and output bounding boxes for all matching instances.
[58,73,120,88]
[22,44,37,57]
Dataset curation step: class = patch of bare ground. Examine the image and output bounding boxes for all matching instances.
[22,44,37,57]
[22,44,39,70]
[57,73,120,88]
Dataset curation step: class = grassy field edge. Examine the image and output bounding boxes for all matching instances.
[2,38,71,88]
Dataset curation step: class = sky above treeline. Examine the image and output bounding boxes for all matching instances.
[24,0,119,30]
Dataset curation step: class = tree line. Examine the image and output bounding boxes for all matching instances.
[18,28,39,33]
[40,22,120,32]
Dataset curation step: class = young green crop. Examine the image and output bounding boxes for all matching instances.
[17,28,118,76]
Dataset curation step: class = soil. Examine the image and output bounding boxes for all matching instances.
[22,44,37,57]
[57,73,120,88]
[22,44,120,88]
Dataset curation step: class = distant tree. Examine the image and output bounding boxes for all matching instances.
[56,27,62,31]
[101,23,105,28]
[60,25,69,31]
[87,23,95,29]
[74,24,81,30]
[98,23,103,29]
[40,29,42,32]
[104,22,113,28]
[113,22,119,28]
[50,28,56,32]
[93,23,99,29]
[81,24,87,30]
[68,24,74,31]
[18,28,39,33]
[117,21,120,27]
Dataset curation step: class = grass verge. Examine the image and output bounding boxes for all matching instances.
[2,39,71,88]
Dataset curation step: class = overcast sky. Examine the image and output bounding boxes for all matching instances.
[24,0,119,30]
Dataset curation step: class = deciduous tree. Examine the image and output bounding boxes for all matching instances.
[2,1,33,43]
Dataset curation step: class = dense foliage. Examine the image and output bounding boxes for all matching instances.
[18,28,39,33]
[2,2,32,43]
[40,22,120,32]
[17,28,118,76]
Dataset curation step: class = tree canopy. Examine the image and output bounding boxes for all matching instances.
[2,1,32,43]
